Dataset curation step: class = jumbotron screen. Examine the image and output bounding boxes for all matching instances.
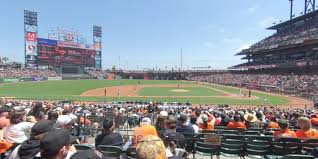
[36,38,95,67]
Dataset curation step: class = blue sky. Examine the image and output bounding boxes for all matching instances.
[0,0,305,69]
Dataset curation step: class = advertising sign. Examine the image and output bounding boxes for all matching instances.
[95,51,101,69]
[48,77,62,81]
[38,38,57,46]
[204,135,222,146]
[32,77,48,81]
[3,78,19,83]
[58,41,85,49]
[25,32,37,42]
[26,41,37,55]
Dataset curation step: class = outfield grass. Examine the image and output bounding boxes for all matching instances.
[0,80,289,105]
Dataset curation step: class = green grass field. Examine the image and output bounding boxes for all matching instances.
[0,80,289,105]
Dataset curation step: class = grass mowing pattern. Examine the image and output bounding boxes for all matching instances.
[0,80,289,105]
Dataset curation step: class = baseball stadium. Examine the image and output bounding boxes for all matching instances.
[1,1,318,159]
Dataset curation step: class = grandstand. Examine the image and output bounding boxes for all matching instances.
[232,9,318,74]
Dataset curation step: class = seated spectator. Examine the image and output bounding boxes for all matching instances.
[28,102,46,121]
[296,117,318,139]
[189,115,199,133]
[55,115,76,130]
[220,114,231,126]
[136,135,166,159]
[47,111,59,123]
[227,115,246,129]
[163,115,185,149]
[263,116,280,129]
[163,133,186,159]
[0,106,11,129]
[40,129,77,159]
[198,114,214,130]
[273,119,297,138]
[4,111,35,144]
[132,118,158,147]
[8,120,54,159]
[176,115,194,134]
[70,149,105,159]
[244,113,261,129]
[95,117,123,147]
[155,115,166,134]
[311,114,318,129]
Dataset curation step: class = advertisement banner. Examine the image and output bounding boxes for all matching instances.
[58,41,85,49]
[38,38,57,46]
[26,41,37,55]
[48,77,62,81]
[25,32,37,42]
[3,78,19,83]
[32,77,48,81]
[95,51,101,69]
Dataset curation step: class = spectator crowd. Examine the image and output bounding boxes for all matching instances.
[243,20,318,53]
[189,73,318,97]
[0,68,58,78]
[0,99,317,159]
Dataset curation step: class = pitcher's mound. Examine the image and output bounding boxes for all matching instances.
[170,89,189,93]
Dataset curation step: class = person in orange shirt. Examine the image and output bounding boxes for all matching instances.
[263,116,280,129]
[311,114,318,129]
[296,117,318,139]
[132,117,158,147]
[227,115,246,129]
[198,114,214,130]
[273,119,297,138]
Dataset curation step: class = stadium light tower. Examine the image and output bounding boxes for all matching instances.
[24,10,38,69]
[305,0,316,14]
[290,0,294,20]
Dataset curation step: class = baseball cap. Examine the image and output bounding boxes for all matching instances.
[70,149,105,159]
[31,120,54,137]
[40,129,77,156]
[55,115,74,127]
[201,114,208,122]
[141,117,151,124]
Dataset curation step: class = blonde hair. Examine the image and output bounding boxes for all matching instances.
[136,135,166,159]
[298,117,311,131]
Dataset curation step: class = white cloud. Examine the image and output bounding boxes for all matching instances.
[258,17,278,28]
[222,38,243,43]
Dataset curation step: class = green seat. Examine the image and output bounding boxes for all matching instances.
[281,154,314,159]
[244,130,261,136]
[126,147,136,159]
[194,141,220,159]
[219,130,239,135]
[96,145,123,158]
[265,138,301,159]
[245,136,272,158]
[300,139,318,155]
[74,144,93,151]
[220,135,245,159]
